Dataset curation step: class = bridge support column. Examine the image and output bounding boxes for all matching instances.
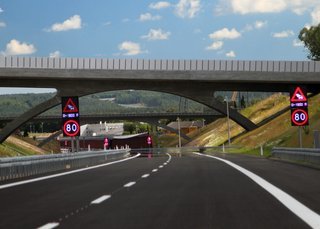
[174,89,258,131]
[0,94,61,143]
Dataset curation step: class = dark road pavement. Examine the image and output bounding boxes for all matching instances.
[0,152,319,229]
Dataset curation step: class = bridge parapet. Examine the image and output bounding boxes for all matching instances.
[0,56,319,73]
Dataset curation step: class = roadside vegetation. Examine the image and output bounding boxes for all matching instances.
[168,93,320,157]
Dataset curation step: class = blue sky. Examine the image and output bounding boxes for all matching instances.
[0,0,319,94]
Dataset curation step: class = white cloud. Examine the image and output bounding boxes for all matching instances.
[243,20,267,32]
[48,15,82,32]
[0,8,3,13]
[2,39,36,55]
[49,51,61,58]
[175,0,201,18]
[103,21,112,26]
[229,0,287,14]
[272,30,294,38]
[218,0,320,18]
[141,29,171,40]
[293,39,304,47]
[255,20,268,29]
[226,50,236,58]
[209,28,241,40]
[0,21,6,28]
[118,41,145,56]
[206,41,224,50]
[149,1,171,9]
[139,13,162,21]
[311,6,320,25]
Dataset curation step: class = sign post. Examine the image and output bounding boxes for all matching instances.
[290,86,308,148]
[61,97,80,152]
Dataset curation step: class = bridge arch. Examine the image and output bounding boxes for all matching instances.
[0,87,254,143]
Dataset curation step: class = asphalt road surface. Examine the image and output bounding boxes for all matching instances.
[0,152,320,229]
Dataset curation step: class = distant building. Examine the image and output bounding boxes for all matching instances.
[166,120,204,135]
[80,122,124,137]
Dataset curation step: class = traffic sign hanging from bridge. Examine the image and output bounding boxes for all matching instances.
[61,96,80,137]
[290,86,309,126]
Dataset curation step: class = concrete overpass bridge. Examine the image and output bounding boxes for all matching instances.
[0,56,320,143]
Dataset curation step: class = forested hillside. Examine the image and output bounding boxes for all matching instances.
[0,90,274,117]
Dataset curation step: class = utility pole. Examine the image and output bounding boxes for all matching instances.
[177,117,181,148]
[225,96,231,146]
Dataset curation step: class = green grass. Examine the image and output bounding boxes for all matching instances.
[186,93,320,157]
[2,141,36,156]
[225,146,272,157]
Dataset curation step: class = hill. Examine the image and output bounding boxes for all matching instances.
[0,135,47,157]
[185,93,320,154]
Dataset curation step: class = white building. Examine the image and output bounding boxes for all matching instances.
[80,122,124,137]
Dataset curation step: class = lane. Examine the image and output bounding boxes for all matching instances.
[209,152,320,213]
[195,153,320,228]
[0,154,170,229]
[60,153,310,229]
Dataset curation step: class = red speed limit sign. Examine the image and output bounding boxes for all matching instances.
[291,109,309,126]
[63,120,80,137]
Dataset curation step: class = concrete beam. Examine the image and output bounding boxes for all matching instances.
[0,94,61,143]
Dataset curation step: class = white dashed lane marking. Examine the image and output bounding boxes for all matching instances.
[38,222,59,229]
[43,153,172,227]
[124,182,136,188]
[91,195,111,205]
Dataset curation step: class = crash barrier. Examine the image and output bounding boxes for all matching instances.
[130,146,230,156]
[272,147,320,166]
[0,149,129,182]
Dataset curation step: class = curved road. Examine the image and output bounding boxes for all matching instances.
[0,152,320,229]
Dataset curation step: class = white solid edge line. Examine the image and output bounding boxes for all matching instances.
[141,174,150,178]
[194,152,320,229]
[124,181,136,188]
[37,222,59,229]
[0,153,141,190]
[91,195,111,205]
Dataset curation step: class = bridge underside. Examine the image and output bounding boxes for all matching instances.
[0,80,257,143]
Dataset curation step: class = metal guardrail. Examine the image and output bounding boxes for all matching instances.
[272,147,320,165]
[130,146,226,155]
[0,149,129,182]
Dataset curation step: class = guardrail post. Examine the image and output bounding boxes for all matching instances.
[260,145,264,156]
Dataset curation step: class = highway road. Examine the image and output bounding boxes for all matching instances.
[0,152,320,229]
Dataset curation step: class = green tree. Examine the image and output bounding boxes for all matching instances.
[299,24,320,60]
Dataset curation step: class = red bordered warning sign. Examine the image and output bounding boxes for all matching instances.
[63,98,79,113]
[290,87,307,102]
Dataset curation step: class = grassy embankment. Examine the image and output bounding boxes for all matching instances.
[0,134,60,157]
[162,93,320,156]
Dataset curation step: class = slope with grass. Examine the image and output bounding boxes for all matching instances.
[186,93,320,153]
